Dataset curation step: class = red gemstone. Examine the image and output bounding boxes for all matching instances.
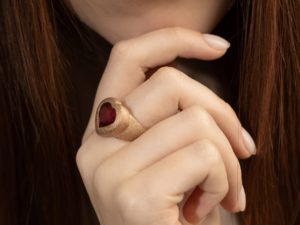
[99,102,116,127]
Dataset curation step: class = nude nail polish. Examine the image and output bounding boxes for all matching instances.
[239,187,246,211]
[202,34,231,50]
[242,128,256,155]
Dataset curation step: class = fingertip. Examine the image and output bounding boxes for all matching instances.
[239,187,246,212]
[234,129,256,160]
[202,34,231,51]
[241,128,257,155]
[236,149,252,160]
[220,197,241,213]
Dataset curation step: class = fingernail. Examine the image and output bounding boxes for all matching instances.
[242,128,256,155]
[202,34,231,50]
[239,187,246,211]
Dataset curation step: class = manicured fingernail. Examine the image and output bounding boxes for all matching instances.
[239,187,246,211]
[242,128,256,155]
[202,34,230,50]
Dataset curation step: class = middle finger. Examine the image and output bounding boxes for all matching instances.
[97,105,242,212]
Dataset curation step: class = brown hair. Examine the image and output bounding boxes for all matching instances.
[0,0,299,225]
[0,1,108,224]
[239,0,300,224]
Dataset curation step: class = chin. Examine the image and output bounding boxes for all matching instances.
[101,20,217,44]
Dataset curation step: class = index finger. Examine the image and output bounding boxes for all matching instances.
[83,27,230,140]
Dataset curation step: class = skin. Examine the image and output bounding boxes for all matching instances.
[69,0,235,43]
[69,1,256,225]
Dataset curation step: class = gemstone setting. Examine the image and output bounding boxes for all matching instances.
[98,102,116,127]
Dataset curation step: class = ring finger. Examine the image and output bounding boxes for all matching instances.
[94,105,243,212]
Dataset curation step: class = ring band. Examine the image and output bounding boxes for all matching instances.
[95,97,146,141]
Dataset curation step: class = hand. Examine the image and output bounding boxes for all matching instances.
[76,27,255,225]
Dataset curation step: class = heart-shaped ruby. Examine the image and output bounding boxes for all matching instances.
[98,102,116,127]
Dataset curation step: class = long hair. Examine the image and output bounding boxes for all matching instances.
[239,0,300,224]
[0,0,299,225]
[0,1,109,224]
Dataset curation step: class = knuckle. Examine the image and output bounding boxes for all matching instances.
[223,101,237,117]
[92,163,111,196]
[221,101,242,126]
[152,66,184,88]
[111,40,134,60]
[115,182,158,222]
[192,140,229,195]
[75,134,97,174]
[223,101,233,112]
[185,106,214,129]
[154,66,180,81]
[115,183,142,220]
[219,181,230,198]
[197,139,223,165]
[75,145,89,172]
[194,140,229,196]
